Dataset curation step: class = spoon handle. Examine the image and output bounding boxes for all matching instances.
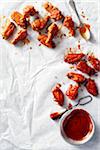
[69,0,81,25]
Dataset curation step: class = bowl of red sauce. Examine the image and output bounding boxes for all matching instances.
[60,108,95,145]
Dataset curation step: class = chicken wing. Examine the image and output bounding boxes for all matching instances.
[46,23,59,43]
[52,83,64,106]
[88,55,100,71]
[23,5,37,18]
[38,34,55,48]
[67,72,86,83]
[44,2,63,21]
[31,16,49,31]
[85,78,98,96]
[2,21,16,39]
[76,61,96,76]
[11,11,28,28]
[66,84,79,100]
[64,53,85,64]
[11,29,27,45]
[63,16,75,36]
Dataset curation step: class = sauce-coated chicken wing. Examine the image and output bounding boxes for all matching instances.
[76,61,96,76]
[64,53,85,64]
[38,34,55,48]
[31,16,49,31]
[66,84,79,100]
[44,2,63,21]
[46,23,59,43]
[88,55,100,71]
[85,78,98,96]
[11,29,27,44]
[52,84,64,106]
[11,11,28,28]
[2,21,16,39]
[23,5,37,18]
[63,16,75,36]
[67,72,86,83]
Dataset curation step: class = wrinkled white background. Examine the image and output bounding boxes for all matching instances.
[0,0,100,150]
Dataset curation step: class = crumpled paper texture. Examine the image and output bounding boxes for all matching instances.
[0,0,100,150]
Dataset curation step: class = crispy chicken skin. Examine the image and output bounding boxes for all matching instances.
[64,53,85,64]
[46,23,59,43]
[2,22,16,39]
[88,55,100,71]
[44,2,63,21]
[38,34,55,48]
[11,29,27,45]
[85,79,98,96]
[11,11,28,28]
[76,61,96,76]
[67,72,86,83]
[31,16,49,31]
[63,16,75,36]
[52,84,64,106]
[66,84,79,100]
[23,5,37,18]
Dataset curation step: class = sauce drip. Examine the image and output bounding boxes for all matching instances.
[63,109,93,141]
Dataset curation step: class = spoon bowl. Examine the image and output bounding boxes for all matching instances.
[69,0,91,40]
[79,25,90,40]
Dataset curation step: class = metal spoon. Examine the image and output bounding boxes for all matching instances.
[50,95,92,120]
[69,0,90,40]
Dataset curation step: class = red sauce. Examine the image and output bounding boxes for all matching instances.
[81,15,86,18]
[78,44,81,49]
[63,109,93,141]
[79,26,86,33]
[79,24,91,34]
[85,24,90,30]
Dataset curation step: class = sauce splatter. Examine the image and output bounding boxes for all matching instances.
[68,103,73,109]
[78,44,81,50]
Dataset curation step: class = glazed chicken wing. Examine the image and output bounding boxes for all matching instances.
[11,11,28,28]
[38,34,55,48]
[63,16,75,36]
[66,84,79,100]
[76,61,96,76]
[2,21,16,39]
[23,5,37,18]
[11,29,27,45]
[46,23,59,43]
[52,84,64,106]
[67,72,86,83]
[85,78,98,96]
[44,2,63,21]
[31,16,49,31]
[88,55,100,71]
[64,53,85,64]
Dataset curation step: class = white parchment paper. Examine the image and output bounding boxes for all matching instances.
[0,0,100,150]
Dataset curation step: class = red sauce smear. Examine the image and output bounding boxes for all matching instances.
[63,109,93,141]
